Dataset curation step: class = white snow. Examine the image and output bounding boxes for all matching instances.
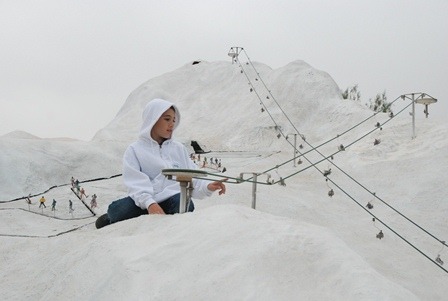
[1,60,447,300]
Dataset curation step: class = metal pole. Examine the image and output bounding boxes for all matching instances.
[412,93,416,139]
[179,181,188,213]
[238,171,271,210]
[251,173,258,209]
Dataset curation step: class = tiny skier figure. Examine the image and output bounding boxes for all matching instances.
[71,176,75,188]
[69,200,74,213]
[90,194,98,209]
[39,196,47,208]
[25,193,32,204]
[74,179,80,195]
[80,187,88,200]
[51,199,57,211]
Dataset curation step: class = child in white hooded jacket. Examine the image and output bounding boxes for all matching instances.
[96,98,226,228]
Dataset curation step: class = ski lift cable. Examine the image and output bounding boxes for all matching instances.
[241,61,447,248]
[325,176,448,275]
[237,55,388,184]
[330,102,448,247]
[237,54,392,180]
[238,53,447,249]
[165,167,448,274]
[237,53,364,175]
[236,56,318,175]
[236,51,405,177]
[241,48,403,148]
[241,51,439,223]
[272,98,448,248]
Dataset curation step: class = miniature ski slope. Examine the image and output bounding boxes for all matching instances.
[1,60,447,300]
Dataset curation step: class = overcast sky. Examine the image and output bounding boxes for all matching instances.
[1,0,447,140]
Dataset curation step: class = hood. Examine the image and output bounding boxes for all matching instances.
[138,98,181,142]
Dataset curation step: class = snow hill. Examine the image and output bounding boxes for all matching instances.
[1,60,447,300]
[93,60,358,149]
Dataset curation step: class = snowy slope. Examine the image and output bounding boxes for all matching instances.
[1,60,447,300]
[93,60,356,151]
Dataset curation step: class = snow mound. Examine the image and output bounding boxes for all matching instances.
[93,60,355,151]
[2,205,417,301]
[2,130,41,140]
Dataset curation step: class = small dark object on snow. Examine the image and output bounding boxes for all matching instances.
[376,230,384,239]
[366,202,373,209]
[328,189,334,197]
[375,122,381,128]
[279,178,286,186]
[191,140,208,154]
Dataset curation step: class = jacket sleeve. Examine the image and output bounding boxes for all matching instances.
[122,146,156,210]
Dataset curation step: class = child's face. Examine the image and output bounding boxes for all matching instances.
[151,108,176,144]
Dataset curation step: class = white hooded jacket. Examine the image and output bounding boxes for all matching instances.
[122,98,212,210]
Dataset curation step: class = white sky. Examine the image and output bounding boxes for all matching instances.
[1,0,447,141]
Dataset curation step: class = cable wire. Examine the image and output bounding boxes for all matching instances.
[235,50,448,272]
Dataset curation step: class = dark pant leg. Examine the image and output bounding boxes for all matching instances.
[158,193,195,215]
[107,196,148,224]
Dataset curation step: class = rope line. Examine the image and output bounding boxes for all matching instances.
[0,208,93,221]
[0,222,95,238]
[0,174,122,203]
[70,188,96,216]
